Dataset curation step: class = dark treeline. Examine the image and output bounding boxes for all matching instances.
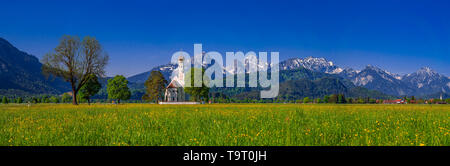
[1,93,449,104]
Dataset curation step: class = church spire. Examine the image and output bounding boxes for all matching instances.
[178,55,184,85]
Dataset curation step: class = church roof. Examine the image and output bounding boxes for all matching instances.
[167,77,183,89]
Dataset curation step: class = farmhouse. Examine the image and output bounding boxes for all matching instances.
[383,99,405,104]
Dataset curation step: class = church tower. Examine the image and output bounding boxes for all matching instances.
[178,56,185,86]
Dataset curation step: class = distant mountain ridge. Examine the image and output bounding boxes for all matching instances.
[128,55,449,97]
[401,67,450,96]
[0,37,69,96]
[280,57,343,74]
[1,37,447,98]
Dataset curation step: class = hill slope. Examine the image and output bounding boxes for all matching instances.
[0,37,69,96]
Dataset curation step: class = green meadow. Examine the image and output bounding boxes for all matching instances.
[0,104,448,146]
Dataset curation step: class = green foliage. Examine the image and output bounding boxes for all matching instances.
[61,93,72,103]
[184,68,210,102]
[50,96,60,103]
[2,97,8,104]
[142,71,167,102]
[16,97,23,103]
[303,97,310,103]
[316,98,322,103]
[31,97,38,104]
[337,94,346,104]
[107,75,131,103]
[41,95,50,103]
[323,95,329,103]
[79,74,102,104]
[328,94,338,103]
[357,98,365,104]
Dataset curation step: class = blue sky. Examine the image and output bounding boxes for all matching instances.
[1,0,449,77]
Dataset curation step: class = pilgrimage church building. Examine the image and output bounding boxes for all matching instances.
[163,56,186,102]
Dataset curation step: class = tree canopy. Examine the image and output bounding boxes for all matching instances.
[42,35,109,105]
[184,68,210,102]
[142,71,167,102]
[107,75,131,104]
[79,74,102,105]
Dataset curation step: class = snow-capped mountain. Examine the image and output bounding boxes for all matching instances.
[127,60,232,83]
[338,68,360,78]
[127,55,449,97]
[345,65,414,96]
[279,57,343,74]
[127,63,178,83]
[401,67,450,95]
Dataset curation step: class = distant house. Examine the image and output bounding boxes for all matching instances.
[383,99,405,104]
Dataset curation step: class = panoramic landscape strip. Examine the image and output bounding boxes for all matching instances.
[0,1,449,153]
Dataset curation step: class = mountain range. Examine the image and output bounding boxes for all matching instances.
[129,56,449,97]
[1,37,448,98]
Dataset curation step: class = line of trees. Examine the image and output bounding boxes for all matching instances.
[0,95,74,104]
[206,94,450,104]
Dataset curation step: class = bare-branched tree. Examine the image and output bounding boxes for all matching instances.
[42,35,109,105]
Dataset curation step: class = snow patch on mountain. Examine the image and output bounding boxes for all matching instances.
[279,56,343,74]
[352,75,373,86]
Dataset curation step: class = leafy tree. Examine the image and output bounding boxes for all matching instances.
[31,97,38,104]
[303,97,310,103]
[357,98,365,104]
[184,68,210,102]
[369,99,377,104]
[316,98,322,103]
[17,97,23,103]
[337,94,346,104]
[323,95,329,103]
[347,98,353,104]
[142,71,167,102]
[107,75,131,104]
[41,95,50,103]
[50,96,60,103]
[329,94,338,103]
[42,35,109,105]
[61,93,72,103]
[79,74,102,105]
[2,97,8,104]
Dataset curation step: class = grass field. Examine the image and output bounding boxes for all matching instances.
[0,104,448,146]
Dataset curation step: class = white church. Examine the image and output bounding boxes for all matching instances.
[163,56,186,102]
[160,56,199,104]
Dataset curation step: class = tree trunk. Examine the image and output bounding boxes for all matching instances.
[87,97,90,105]
[72,88,78,105]
[118,99,121,104]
